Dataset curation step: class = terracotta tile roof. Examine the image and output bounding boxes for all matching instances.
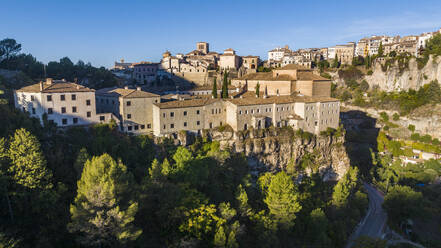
[17,81,94,93]
[188,85,237,91]
[226,91,337,106]
[96,87,159,98]
[154,97,219,109]
[274,64,309,71]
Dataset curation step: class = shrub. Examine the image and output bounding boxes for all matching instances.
[421,134,432,143]
[379,112,389,122]
[410,133,420,141]
[408,124,415,132]
[338,66,363,81]
[432,138,440,146]
[392,113,399,121]
[383,125,389,131]
[359,80,369,91]
[367,70,373,75]
[320,72,331,79]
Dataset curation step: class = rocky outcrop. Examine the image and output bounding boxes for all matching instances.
[342,103,441,140]
[365,55,441,92]
[190,128,351,181]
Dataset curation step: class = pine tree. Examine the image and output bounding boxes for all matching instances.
[214,225,227,247]
[332,54,339,68]
[222,71,229,99]
[236,184,250,216]
[378,42,384,57]
[161,158,171,176]
[212,77,218,98]
[7,128,53,189]
[331,166,359,207]
[148,158,163,181]
[68,154,142,247]
[255,82,260,97]
[264,171,301,228]
[73,147,90,179]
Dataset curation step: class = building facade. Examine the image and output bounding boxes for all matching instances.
[14,78,115,127]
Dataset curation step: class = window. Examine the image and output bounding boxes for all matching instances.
[100,116,105,121]
[127,114,131,119]
[196,110,200,115]
[184,111,187,116]
[87,111,91,118]
[245,110,248,114]
[196,121,200,125]
[48,108,53,114]
[239,110,242,114]
[170,112,174,117]
[147,124,151,129]
[128,126,132,131]
[61,107,66,113]
[47,95,52,101]
[31,95,34,101]
[184,122,187,127]
[127,101,131,106]
[72,106,77,113]
[86,99,91,106]
[60,95,65,101]
[212,109,214,114]
[62,118,67,125]
[163,125,166,129]
[170,124,174,128]
[73,118,78,124]
[141,125,145,129]
[163,113,166,118]
[134,125,139,130]
[209,122,213,128]
[71,94,76,100]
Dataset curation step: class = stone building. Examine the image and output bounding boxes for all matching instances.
[133,62,160,85]
[328,42,355,64]
[268,45,293,62]
[96,86,160,134]
[231,64,331,97]
[219,48,240,70]
[14,78,115,127]
[242,56,259,69]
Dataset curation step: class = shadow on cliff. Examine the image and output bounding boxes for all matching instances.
[340,110,379,180]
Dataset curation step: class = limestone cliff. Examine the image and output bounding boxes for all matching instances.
[175,128,351,181]
[364,55,441,92]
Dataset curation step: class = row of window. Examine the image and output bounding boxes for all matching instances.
[163,120,202,129]
[46,107,92,118]
[239,107,276,115]
[127,124,150,131]
[162,110,200,118]
[46,95,91,106]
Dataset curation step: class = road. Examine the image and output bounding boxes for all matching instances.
[346,182,387,248]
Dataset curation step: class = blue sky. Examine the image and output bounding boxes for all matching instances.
[1,0,441,68]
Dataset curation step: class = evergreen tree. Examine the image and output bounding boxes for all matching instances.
[68,154,142,247]
[236,184,250,216]
[255,82,260,97]
[222,71,229,99]
[332,54,339,68]
[73,147,90,179]
[264,171,301,228]
[7,128,53,189]
[378,42,384,57]
[332,166,359,207]
[148,158,163,182]
[212,77,218,98]
[161,158,171,176]
[172,146,193,171]
[214,225,227,247]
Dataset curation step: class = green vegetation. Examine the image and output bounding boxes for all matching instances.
[212,77,217,98]
[0,38,117,89]
[255,82,260,97]
[221,71,229,99]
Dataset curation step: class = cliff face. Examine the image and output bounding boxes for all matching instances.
[364,55,441,92]
[176,128,351,181]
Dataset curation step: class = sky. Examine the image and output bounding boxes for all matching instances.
[1,0,441,68]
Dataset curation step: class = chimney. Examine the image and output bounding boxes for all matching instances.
[39,82,43,91]
[136,86,141,91]
[46,78,53,85]
[124,86,129,89]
